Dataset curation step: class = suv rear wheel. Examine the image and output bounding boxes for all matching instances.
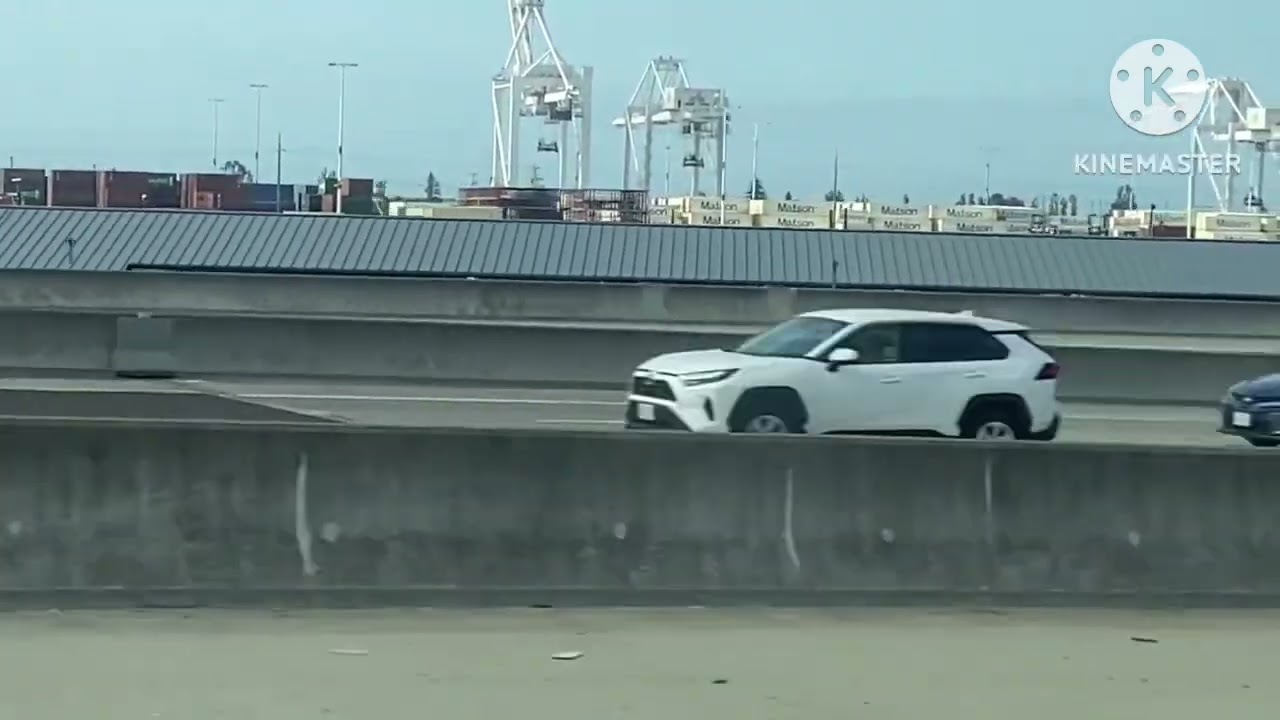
[959,402,1028,440]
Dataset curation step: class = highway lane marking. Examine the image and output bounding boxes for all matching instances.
[238,393,621,406]
[535,419,624,425]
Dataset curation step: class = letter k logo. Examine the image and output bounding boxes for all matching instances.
[1145,66,1174,107]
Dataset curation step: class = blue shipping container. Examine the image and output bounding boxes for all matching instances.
[244,183,299,211]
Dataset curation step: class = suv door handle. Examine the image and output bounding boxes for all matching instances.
[879,376,902,384]
[963,371,986,379]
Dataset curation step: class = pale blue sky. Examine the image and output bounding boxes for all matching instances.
[3,1,1275,209]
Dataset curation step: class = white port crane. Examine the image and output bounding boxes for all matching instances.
[490,0,593,188]
[612,58,728,197]
[1175,76,1279,231]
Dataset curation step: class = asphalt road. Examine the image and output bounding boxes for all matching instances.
[0,608,1273,719]
[0,375,1239,447]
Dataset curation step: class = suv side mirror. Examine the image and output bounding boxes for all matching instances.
[826,347,859,371]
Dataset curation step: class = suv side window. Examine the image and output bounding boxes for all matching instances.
[901,322,1010,363]
[833,323,902,363]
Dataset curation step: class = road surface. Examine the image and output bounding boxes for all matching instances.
[0,375,1238,447]
[0,607,1272,719]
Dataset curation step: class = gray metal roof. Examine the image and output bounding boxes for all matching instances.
[2,205,1279,299]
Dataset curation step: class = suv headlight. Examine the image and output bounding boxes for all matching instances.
[680,369,738,386]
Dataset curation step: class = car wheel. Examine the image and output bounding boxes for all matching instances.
[741,413,794,433]
[960,405,1025,440]
[1247,438,1280,448]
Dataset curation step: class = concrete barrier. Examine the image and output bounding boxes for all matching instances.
[3,269,1280,341]
[0,422,1276,606]
[0,311,1263,405]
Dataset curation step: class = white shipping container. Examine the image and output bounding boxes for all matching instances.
[750,199,824,215]
[682,212,748,226]
[872,203,923,218]
[838,215,874,231]
[997,206,1038,221]
[837,201,874,214]
[1197,230,1277,241]
[755,213,830,229]
[931,205,1002,221]
[1196,212,1268,232]
[677,196,750,214]
[391,204,503,220]
[934,219,1007,234]
[647,208,674,224]
[872,217,929,232]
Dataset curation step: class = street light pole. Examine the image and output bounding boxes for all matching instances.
[249,83,268,181]
[208,98,225,169]
[327,62,357,214]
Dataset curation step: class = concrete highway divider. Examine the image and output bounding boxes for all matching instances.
[0,421,1275,606]
[4,269,1280,341]
[0,311,1268,405]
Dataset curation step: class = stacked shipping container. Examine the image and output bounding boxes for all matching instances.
[2,169,48,205]
[181,173,249,210]
[47,170,98,207]
[97,171,180,208]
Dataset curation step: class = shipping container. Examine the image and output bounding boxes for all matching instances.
[870,203,924,218]
[930,204,1001,221]
[99,171,180,208]
[1197,230,1278,241]
[871,217,929,232]
[2,168,48,205]
[647,207,674,224]
[750,199,823,216]
[934,218,1007,233]
[837,201,874,214]
[754,213,830,229]
[181,173,243,209]
[676,196,749,214]
[836,214,874,231]
[681,212,747,226]
[997,206,1038,221]
[47,169,97,207]
[1195,212,1269,232]
[391,205,503,220]
[341,178,375,197]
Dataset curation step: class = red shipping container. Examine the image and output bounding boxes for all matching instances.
[48,169,97,207]
[182,173,244,208]
[191,191,221,209]
[340,178,374,197]
[321,194,338,213]
[99,171,179,208]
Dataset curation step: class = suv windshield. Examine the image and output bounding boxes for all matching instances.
[736,316,848,357]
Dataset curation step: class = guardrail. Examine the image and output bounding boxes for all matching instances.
[0,422,1273,606]
[3,269,1280,341]
[0,311,1265,405]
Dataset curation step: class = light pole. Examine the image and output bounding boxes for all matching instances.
[249,83,268,181]
[327,62,357,213]
[208,98,225,169]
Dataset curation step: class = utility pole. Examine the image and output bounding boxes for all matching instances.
[208,98,225,169]
[327,62,358,214]
[249,83,268,181]
[275,132,283,212]
[719,101,728,225]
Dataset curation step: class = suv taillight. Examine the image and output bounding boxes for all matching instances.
[1035,362,1060,380]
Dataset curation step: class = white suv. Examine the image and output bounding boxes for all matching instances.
[625,308,1060,440]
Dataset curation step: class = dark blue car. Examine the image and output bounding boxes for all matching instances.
[1220,374,1280,447]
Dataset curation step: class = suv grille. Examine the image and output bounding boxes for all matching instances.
[632,375,675,400]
